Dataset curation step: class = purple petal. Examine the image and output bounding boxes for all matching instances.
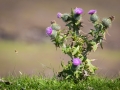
[74,7,83,14]
[88,10,97,14]
[46,27,52,36]
[72,58,82,66]
[57,12,62,18]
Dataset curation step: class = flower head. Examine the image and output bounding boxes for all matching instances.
[88,10,97,15]
[57,12,62,18]
[72,58,82,66]
[74,7,83,15]
[46,26,52,36]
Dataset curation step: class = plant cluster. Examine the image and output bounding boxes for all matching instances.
[46,7,114,82]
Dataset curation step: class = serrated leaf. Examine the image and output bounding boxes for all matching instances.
[100,39,103,49]
[86,59,97,73]
[92,43,98,52]
[99,24,104,30]
[66,22,72,30]
[83,70,89,77]
[72,46,79,55]
[75,21,80,25]
[66,47,70,53]
[89,29,95,36]
[90,41,96,46]
[74,71,79,78]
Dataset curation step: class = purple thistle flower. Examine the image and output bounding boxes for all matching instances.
[46,26,52,36]
[74,7,83,15]
[57,12,62,18]
[72,58,82,66]
[88,10,97,15]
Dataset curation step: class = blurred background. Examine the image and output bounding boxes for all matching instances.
[0,0,120,78]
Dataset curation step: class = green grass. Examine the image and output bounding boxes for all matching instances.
[0,74,120,90]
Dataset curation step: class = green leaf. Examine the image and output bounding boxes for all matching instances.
[99,23,104,30]
[65,75,71,79]
[74,71,79,78]
[89,29,95,36]
[90,41,96,45]
[92,43,98,52]
[66,22,72,30]
[100,39,103,49]
[86,59,97,74]
[71,8,74,16]
[72,46,79,55]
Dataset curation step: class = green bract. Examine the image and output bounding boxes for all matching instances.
[90,13,99,23]
[61,13,71,22]
[46,7,114,83]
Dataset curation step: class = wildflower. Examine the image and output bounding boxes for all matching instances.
[57,12,62,18]
[88,10,97,15]
[46,26,52,36]
[74,7,83,15]
[88,10,98,23]
[72,58,82,66]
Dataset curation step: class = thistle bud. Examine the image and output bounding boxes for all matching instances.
[46,26,57,37]
[51,20,61,31]
[61,13,70,22]
[51,24,61,31]
[74,15,82,21]
[102,18,112,28]
[57,12,63,18]
[51,30,57,38]
[90,14,98,23]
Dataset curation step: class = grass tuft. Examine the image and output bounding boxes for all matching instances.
[0,75,120,90]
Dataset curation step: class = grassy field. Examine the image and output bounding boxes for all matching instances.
[0,75,120,90]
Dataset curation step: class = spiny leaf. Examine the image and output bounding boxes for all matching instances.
[92,43,98,52]
[72,46,80,55]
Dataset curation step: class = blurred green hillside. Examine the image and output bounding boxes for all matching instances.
[0,0,120,77]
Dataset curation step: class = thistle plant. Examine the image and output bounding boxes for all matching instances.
[46,7,114,82]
